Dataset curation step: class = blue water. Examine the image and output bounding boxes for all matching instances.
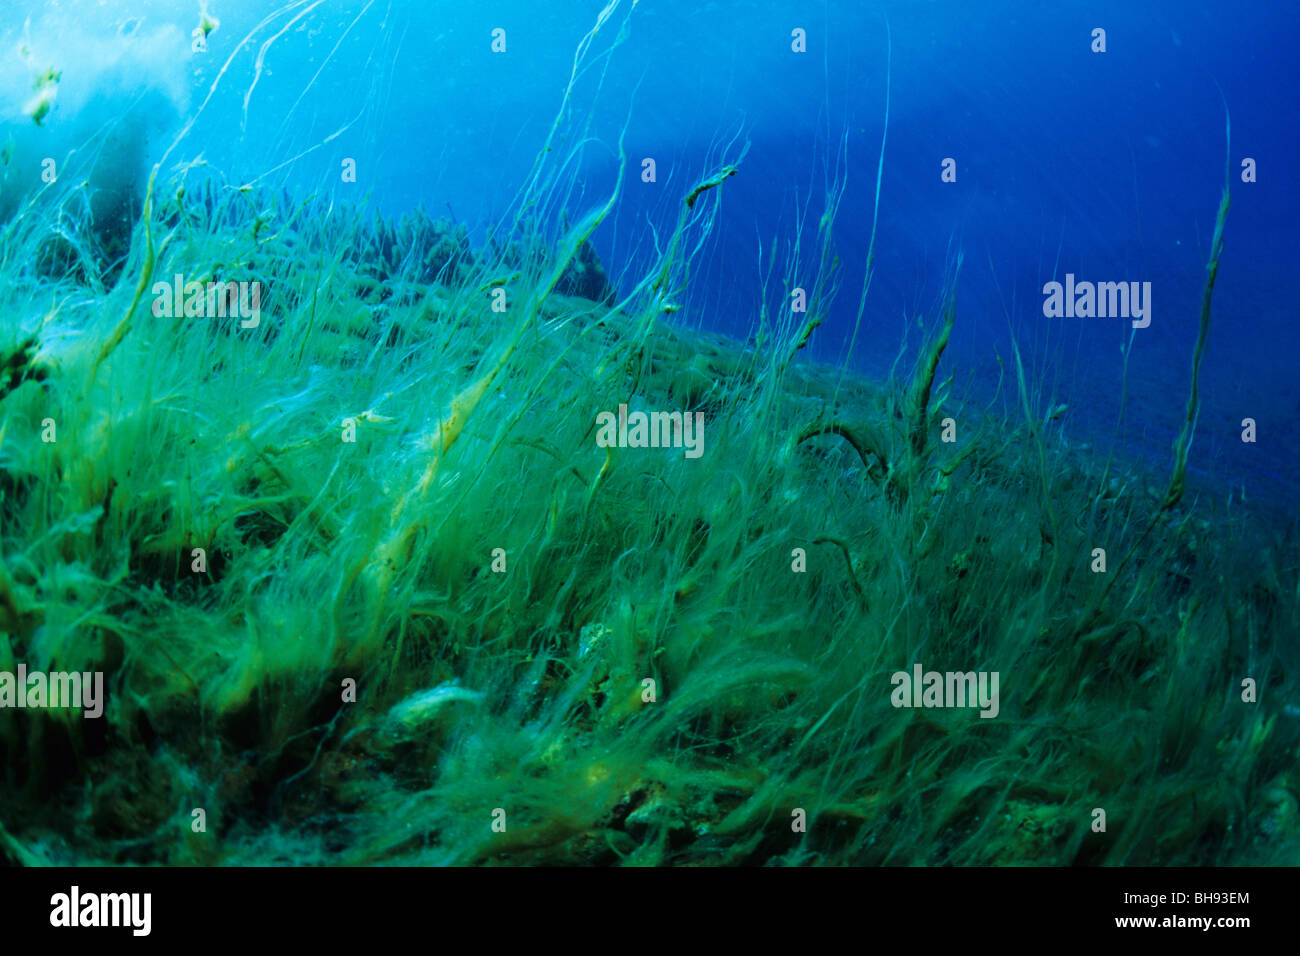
[5,0,1296,501]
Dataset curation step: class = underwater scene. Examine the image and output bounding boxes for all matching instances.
[0,0,1297,871]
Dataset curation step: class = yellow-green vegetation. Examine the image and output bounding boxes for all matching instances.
[197,2,220,41]
[0,153,1295,865]
[23,65,60,126]
[0,6,1295,868]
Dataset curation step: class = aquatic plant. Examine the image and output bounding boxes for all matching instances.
[0,1,1294,868]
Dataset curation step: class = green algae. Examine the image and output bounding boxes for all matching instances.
[0,2,1296,869]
